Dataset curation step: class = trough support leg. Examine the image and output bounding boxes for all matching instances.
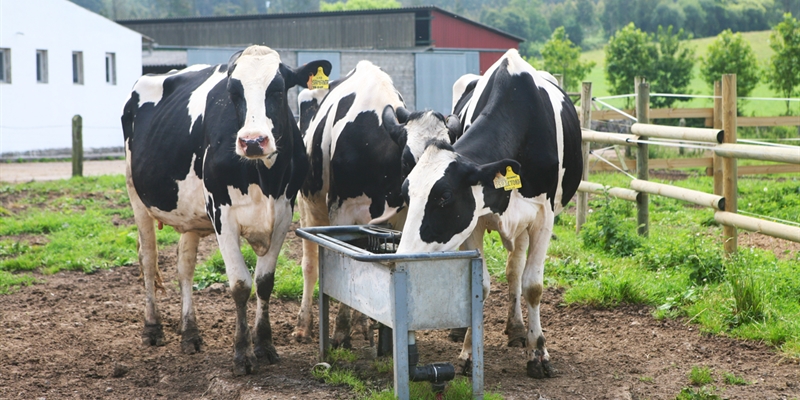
[471,258,484,400]
[392,265,410,400]
[319,248,330,361]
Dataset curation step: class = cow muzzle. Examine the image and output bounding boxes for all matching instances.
[237,134,276,159]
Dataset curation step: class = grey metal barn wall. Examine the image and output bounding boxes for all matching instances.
[341,52,416,110]
[123,14,416,49]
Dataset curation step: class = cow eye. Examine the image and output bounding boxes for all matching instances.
[437,191,452,207]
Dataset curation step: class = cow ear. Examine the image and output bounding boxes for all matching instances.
[281,60,333,89]
[382,105,407,146]
[395,106,411,124]
[445,115,462,144]
[467,159,521,188]
[226,50,244,75]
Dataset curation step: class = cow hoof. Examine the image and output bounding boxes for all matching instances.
[526,359,556,379]
[291,329,311,343]
[233,352,257,376]
[505,323,527,347]
[448,327,468,343]
[180,332,203,354]
[460,358,473,377]
[141,323,164,347]
[254,343,280,365]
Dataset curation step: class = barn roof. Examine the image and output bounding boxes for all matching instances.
[117,6,524,44]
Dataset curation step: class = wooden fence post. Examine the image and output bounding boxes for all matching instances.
[712,81,723,195]
[576,82,592,233]
[553,74,564,89]
[635,77,649,237]
[722,74,738,254]
[72,115,83,177]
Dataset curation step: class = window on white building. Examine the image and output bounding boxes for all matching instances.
[0,48,10,83]
[72,51,84,85]
[105,52,116,85]
[36,49,48,83]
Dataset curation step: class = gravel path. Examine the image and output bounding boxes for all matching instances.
[0,160,126,183]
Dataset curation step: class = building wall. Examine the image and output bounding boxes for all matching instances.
[121,13,416,49]
[429,10,520,50]
[0,0,141,155]
[341,52,416,111]
[429,10,519,73]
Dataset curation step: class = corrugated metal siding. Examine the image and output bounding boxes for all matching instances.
[415,52,479,114]
[122,14,416,49]
[429,10,519,50]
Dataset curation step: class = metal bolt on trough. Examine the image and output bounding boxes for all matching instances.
[295,225,485,400]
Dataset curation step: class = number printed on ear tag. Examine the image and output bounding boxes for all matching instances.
[493,166,522,191]
[309,66,329,90]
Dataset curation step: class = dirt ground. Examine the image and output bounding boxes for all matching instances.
[1,163,798,398]
[1,226,799,400]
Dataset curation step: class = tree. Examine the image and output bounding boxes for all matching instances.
[651,26,695,108]
[575,0,595,27]
[605,23,658,106]
[320,0,400,11]
[765,13,800,115]
[540,27,596,91]
[482,8,531,40]
[699,29,760,99]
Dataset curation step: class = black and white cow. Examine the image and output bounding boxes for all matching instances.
[293,60,461,345]
[121,45,331,375]
[397,49,582,378]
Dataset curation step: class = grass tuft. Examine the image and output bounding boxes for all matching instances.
[722,372,750,385]
[688,366,714,385]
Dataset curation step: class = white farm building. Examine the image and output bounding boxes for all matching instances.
[0,0,141,159]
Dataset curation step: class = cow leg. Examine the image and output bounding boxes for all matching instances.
[177,231,202,354]
[350,310,371,341]
[218,226,256,376]
[127,178,164,347]
[505,231,529,348]
[294,195,328,341]
[458,227,490,372]
[522,209,556,379]
[331,304,353,349]
[252,199,292,365]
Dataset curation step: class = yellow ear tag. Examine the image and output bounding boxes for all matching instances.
[309,66,329,90]
[493,166,522,191]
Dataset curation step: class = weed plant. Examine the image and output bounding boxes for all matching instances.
[689,366,714,385]
[676,386,722,400]
[722,372,750,385]
[580,194,642,257]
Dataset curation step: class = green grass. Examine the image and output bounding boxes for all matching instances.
[689,366,715,385]
[0,176,175,280]
[676,386,722,400]
[192,243,309,298]
[534,172,800,357]
[580,30,800,117]
[723,372,750,385]
[0,270,36,294]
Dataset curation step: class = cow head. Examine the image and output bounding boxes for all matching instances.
[396,141,519,253]
[226,46,331,166]
[382,106,462,179]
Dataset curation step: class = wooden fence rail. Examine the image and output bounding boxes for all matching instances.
[577,75,800,253]
[585,107,800,128]
[587,157,800,175]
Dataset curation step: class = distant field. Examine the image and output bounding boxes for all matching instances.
[580,31,799,116]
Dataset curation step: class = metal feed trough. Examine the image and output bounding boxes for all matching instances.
[295,225,485,400]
